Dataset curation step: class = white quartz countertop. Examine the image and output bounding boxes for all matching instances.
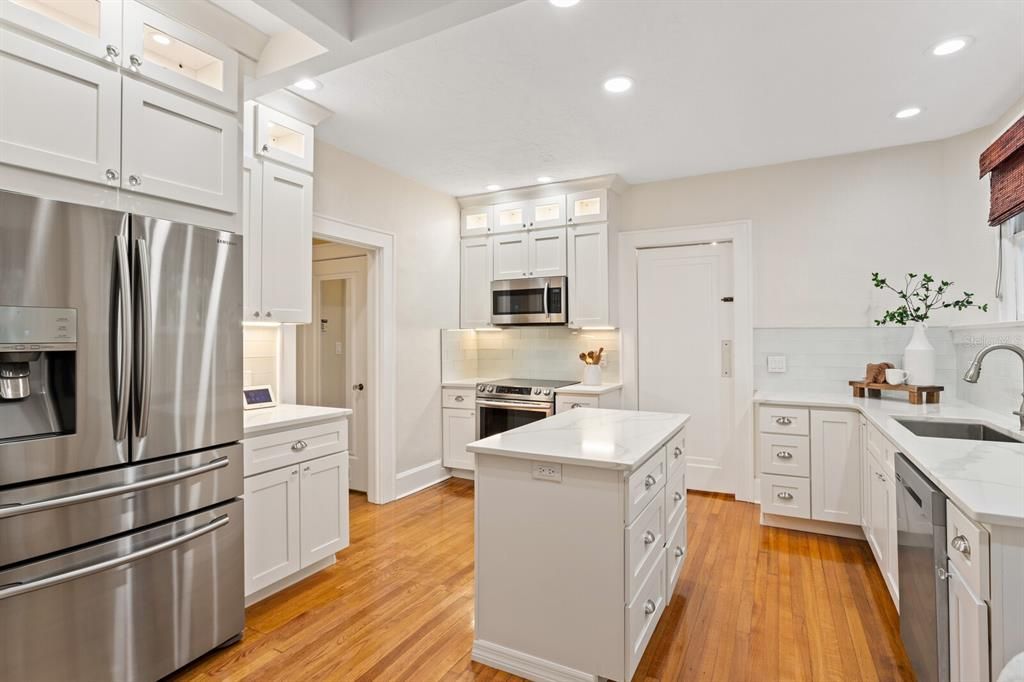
[467,407,689,471]
[555,382,623,395]
[756,391,1024,527]
[441,377,493,388]
[244,404,352,436]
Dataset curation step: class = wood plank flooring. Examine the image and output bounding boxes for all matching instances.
[172,479,913,681]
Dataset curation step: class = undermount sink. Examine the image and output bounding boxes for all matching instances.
[894,418,1024,444]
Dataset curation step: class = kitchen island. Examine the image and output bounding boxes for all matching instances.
[467,408,690,682]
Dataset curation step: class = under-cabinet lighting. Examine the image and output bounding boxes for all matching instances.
[894,107,922,119]
[580,326,617,330]
[243,321,281,328]
[475,327,503,332]
[932,37,970,56]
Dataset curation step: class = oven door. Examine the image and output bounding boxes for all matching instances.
[476,399,554,439]
[491,276,567,325]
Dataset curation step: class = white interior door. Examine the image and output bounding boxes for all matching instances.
[637,243,735,493]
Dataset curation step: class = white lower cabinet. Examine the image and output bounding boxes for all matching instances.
[809,410,861,524]
[554,387,622,413]
[948,564,989,682]
[244,465,301,595]
[299,453,349,565]
[442,406,476,471]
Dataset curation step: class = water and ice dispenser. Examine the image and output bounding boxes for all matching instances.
[0,306,77,441]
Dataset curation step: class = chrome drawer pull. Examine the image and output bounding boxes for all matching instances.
[643,599,656,616]
[674,546,684,558]
[776,491,794,501]
[454,395,465,402]
[643,530,656,545]
[776,451,793,459]
[673,446,683,458]
[291,440,308,451]
[775,416,793,425]
[644,474,657,489]
[673,492,683,502]
[951,534,971,559]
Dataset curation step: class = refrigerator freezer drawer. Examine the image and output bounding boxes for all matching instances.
[0,500,244,682]
[0,444,243,567]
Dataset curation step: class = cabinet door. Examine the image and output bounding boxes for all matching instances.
[493,232,529,280]
[867,457,888,570]
[255,104,314,173]
[299,453,349,567]
[442,408,476,470]
[259,161,312,323]
[0,27,121,186]
[528,227,567,277]
[528,194,566,229]
[810,410,861,524]
[567,223,609,327]
[242,157,262,320]
[948,565,989,682]
[885,465,899,603]
[122,0,239,111]
[860,419,870,531]
[244,466,301,595]
[567,189,607,225]
[121,77,239,211]
[0,0,122,63]
[461,205,493,237]
[493,201,528,233]
[460,237,492,329]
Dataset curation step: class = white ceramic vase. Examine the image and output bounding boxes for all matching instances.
[903,322,936,386]
[582,364,602,386]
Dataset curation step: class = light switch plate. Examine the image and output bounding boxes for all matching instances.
[767,355,787,373]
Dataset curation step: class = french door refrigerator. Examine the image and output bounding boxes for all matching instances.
[0,190,245,682]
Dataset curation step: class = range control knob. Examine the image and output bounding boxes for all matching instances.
[533,388,542,395]
[543,389,552,396]
[487,385,495,393]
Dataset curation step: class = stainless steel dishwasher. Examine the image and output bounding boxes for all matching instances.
[896,452,949,682]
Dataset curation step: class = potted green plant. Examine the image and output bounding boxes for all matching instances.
[871,272,988,385]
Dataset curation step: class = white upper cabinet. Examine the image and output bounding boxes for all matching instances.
[567,189,607,225]
[0,26,121,186]
[254,104,314,173]
[528,227,567,277]
[567,223,610,327]
[493,232,529,280]
[460,236,492,328]
[258,160,312,323]
[493,200,528,233]
[122,0,238,111]
[241,158,262,321]
[121,77,239,212]
[461,205,493,237]
[0,0,122,63]
[528,194,566,229]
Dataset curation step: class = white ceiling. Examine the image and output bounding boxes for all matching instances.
[305,0,1024,197]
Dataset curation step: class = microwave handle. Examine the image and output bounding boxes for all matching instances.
[543,281,549,317]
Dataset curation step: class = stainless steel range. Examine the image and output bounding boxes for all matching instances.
[476,378,577,439]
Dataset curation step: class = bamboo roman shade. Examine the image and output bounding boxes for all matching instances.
[980,113,1024,226]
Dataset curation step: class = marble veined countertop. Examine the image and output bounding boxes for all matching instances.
[244,404,352,437]
[467,407,689,471]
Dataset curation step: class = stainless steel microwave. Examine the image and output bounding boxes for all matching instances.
[490,276,567,325]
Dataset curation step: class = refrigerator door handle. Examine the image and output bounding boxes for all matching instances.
[0,514,230,601]
[113,232,132,442]
[135,238,153,438]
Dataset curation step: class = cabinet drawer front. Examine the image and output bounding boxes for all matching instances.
[442,388,475,409]
[555,394,599,413]
[626,551,667,681]
[665,462,687,531]
[946,501,989,600]
[665,508,687,602]
[244,419,349,477]
[758,406,810,435]
[626,492,666,601]
[626,448,667,524]
[760,474,811,519]
[666,427,687,477]
[759,433,810,477]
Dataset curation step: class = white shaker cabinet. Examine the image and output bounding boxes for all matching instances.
[528,227,567,277]
[254,104,314,173]
[299,452,350,566]
[493,201,528,233]
[460,205,493,237]
[948,564,989,682]
[442,406,476,471]
[566,189,607,225]
[243,464,301,595]
[866,453,898,604]
[809,410,861,524]
[0,0,122,63]
[492,232,529,279]
[241,158,262,321]
[0,27,121,187]
[527,194,566,229]
[460,237,493,328]
[254,161,312,323]
[121,77,239,212]
[567,223,611,327]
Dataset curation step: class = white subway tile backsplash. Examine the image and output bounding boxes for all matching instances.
[243,326,279,394]
[952,324,1024,416]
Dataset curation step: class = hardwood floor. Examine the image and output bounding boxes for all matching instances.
[173,479,913,681]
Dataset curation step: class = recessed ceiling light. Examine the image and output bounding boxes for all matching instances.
[932,37,970,56]
[603,76,633,94]
[536,176,553,183]
[895,107,922,119]
[151,33,171,46]
[486,184,502,192]
[293,78,322,92]
[549,0,580,7]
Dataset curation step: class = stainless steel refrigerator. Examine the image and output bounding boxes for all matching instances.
[0,190,245,681]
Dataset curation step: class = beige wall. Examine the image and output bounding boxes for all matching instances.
[620,99,1024,328]
[319,279,347,408]
[311,140,460,475]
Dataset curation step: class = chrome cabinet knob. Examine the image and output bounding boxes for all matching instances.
[261,143,269,153]
[105,168,119,181]
[303,465,311,472]
[777,491,794,501]
[643,530,656,545]
[951,534,971,558]
[644,474,656,489]
[252,311,260,318]
[673,446,682,458]
[128,174,142,186]
[673,491,683,502]
[643,599,656,616]
[265,311,272,318]
[129,54,142,71]
[674,546,684,558]
[291,469,298,476]
[775,416,793,425]
[105,44,120,60]
[776,451,793,459]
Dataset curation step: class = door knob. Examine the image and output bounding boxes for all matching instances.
[352,383,364,391]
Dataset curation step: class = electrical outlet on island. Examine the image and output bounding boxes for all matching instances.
[532,462,562,482]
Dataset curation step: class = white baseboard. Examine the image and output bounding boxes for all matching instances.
[451,468,475,481]
[245,555,335,607]
[760,512,865,541]
[395,458,451,499]
[472,640,597,682]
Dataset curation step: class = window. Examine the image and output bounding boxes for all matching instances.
[998,214,1024,320]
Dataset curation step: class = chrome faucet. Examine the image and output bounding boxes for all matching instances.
[962,343,1024,430]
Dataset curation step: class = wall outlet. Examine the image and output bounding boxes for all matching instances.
[532,461,562,482]
[767,355,787,373]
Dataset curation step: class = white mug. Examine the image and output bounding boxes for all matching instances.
[885,368,910,385]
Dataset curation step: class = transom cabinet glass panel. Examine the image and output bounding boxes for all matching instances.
[254,104,315,173]
[529,195,566,229]
[494,201,528,232]
[1,0,120,61]
[567,189,608,224]
[461,206,493,237]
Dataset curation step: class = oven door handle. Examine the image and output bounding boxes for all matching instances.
[0,514,230,601]
[544,281,549,317]
[476,399,554,413]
